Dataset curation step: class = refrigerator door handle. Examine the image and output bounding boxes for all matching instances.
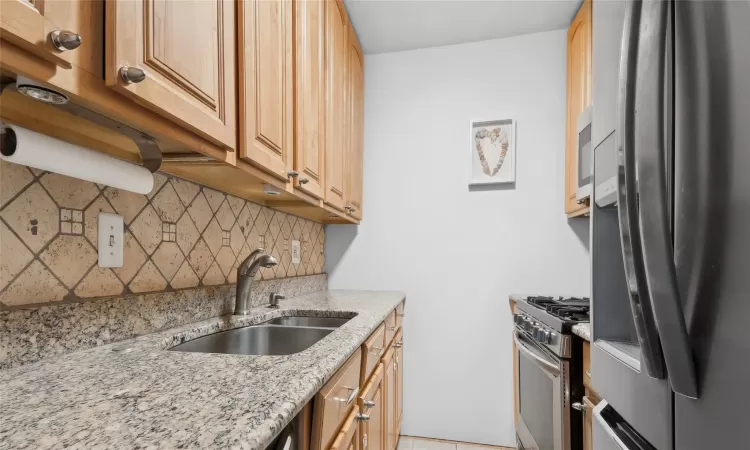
[634,0,699,399]
[615,0,666,379]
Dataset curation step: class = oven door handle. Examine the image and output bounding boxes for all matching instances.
[514,330,560,378]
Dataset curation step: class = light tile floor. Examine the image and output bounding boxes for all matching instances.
[397,436,515,450]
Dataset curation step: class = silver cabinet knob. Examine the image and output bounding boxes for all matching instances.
[572,402,587,412]
[49,30,82,51]
[364,400,376,408]
[287,170,299,179]
[299,177,309,185]
[356,413,370,421]
[394,341,403,348]
[119,67,146,84]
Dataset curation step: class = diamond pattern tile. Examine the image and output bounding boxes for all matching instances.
[147,173,169,199]
[0,183,59,253]
[0,168,326,307]
[215,199,235,231]
[202,218,224,257]
[84,196,116,247]
[176,213,200,256]
[103,187,147,225]
[129,205,162,255]
[0,161,34,207]
[236,204,254,237]
[215,246,236,277]
[229,222,244,257]
[203,188,225,213]
[188,238,213,278]
[74,267,123,298]
[254,208,269,235]
[40,173,99,210]
[187,192,212,233]
[40,235,97,289]
[170,178,200,206]
[113,231,146,285]
[0,260,67,306]
[202,260,225,286]
[226,195,245,217]
[170,261,199,289]
[151,183,184,223]
[129,261,167,293]
[0,220,33,292]
[152,242,185,282]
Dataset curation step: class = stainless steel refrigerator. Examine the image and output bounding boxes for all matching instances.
[589,0,750,449]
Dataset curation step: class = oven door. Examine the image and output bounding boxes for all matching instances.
[514,329,570,450]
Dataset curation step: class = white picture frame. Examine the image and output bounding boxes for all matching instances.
[469,118,516,186]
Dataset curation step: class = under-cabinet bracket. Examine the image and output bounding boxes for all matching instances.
[0,77,163,173]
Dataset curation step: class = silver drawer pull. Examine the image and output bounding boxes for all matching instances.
[363,400,376,411]
[356,413,370,421]
[333,386,359,405]
[394,341,403,348]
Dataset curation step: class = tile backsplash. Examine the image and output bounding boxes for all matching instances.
[0,161,326,308]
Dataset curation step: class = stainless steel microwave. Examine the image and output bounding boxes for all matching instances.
[576,105,593,202]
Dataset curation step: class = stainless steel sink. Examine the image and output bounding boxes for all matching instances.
[264,316,350,328]
[169,325,334,356]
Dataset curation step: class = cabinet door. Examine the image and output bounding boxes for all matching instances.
[395,333,403,433]
[564,0,592,216]
[105,0,236,150]
[345,24,364,219]
[239,0,294,181]
[383,349,396,450]
[294,0,325,198]
[0,0,80,69]
[324,0,348,211]
[583,396,596,450]
[330,409,362,450]
[359,364,385,450]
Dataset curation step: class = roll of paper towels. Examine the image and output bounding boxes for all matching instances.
[0,124,154,195]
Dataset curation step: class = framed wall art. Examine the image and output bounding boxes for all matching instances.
[469,118,516,186]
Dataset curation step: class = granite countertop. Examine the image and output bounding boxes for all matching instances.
[572,323,591,342]
[0,290,405,450]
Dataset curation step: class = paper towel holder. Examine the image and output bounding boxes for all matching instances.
[0,76,162,173]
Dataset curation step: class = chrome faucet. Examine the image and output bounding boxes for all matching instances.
[234,248,278,315]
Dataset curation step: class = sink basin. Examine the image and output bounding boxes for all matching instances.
[169,325,334,356]
[264,316,350,328]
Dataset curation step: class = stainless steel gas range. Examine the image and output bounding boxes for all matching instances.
[513,296,590,450]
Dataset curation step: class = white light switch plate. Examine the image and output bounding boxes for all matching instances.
[291,240,301,264]
[98,212,124,268]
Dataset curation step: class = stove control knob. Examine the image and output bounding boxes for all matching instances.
[543,330,552,344]
[513,314,523,325]
[533,327,547,343]
[524,320,535,333]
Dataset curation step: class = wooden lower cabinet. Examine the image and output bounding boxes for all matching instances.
[383,348,397,450]
[394,331,403,435]
[330,408,361,450]
[312,349,362,450]
[358,364,385,450]
[582,395,596,450]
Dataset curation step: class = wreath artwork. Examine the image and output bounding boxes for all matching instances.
[475,127,509,176]
[470,118,516,186]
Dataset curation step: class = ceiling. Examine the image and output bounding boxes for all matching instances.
[343,0,582,55]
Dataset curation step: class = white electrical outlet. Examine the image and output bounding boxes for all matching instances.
[291,240,301,264]
[98,212,124,268]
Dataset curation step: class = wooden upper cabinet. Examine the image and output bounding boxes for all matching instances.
[345,24,364,220]
[105,0,236,151]
[239,0,294,181]
[293,0,326,198]
[324,0,348,211]
[564,0,592,217]
[0,0,83,69]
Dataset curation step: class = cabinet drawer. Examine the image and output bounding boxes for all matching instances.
[396,301,405,329]
[313,348,362,450]
[385,311,397,346]
[361,324,386,386]
[358,364,384,450]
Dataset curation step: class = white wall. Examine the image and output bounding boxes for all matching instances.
[325,30,590,448]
